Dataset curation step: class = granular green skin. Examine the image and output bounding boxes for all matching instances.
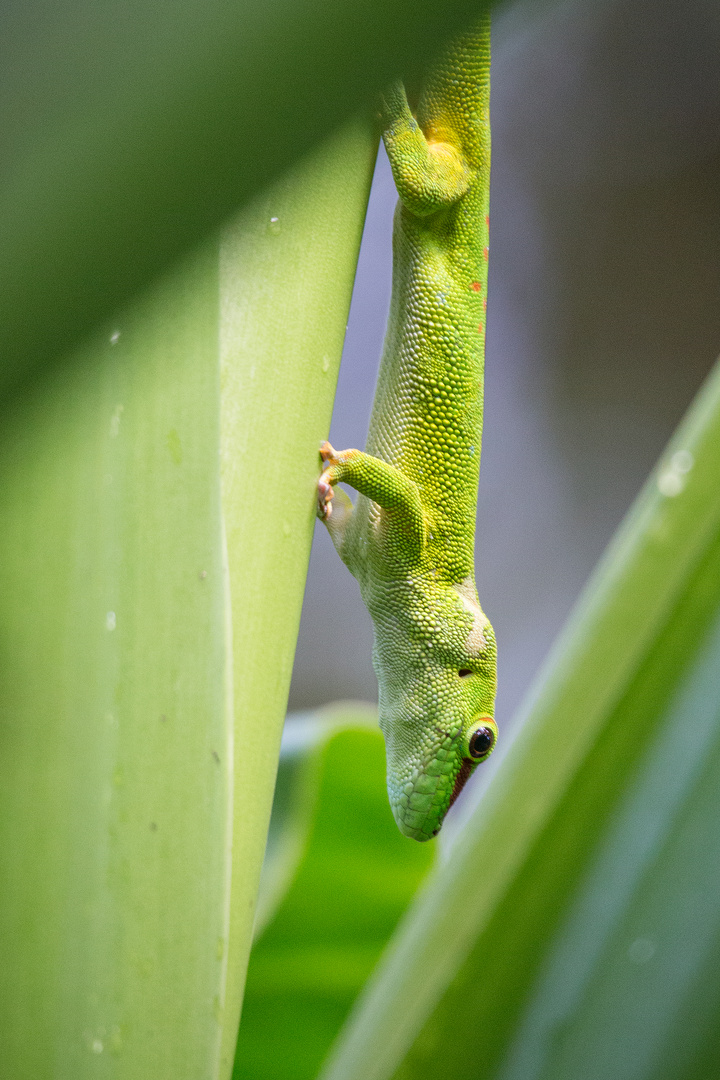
[319,17,497,840]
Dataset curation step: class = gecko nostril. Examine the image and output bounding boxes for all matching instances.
[458,668,473,678]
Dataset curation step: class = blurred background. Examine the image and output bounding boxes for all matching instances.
[290,0,720,747]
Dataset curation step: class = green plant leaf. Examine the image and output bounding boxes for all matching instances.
[218,120,377,1074]
[233,707,435,1080]
[0,248,230,1080]
[0,0,492,398]
[0,119,376,1079]
[319,354,720,1080]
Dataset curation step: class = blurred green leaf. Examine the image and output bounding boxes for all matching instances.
[232,706,435,1080]
[0,0,492,398]
[0,248,231,1080]
[0,118,375,1079]
[253,705,378,941]
[320,355,720,1080]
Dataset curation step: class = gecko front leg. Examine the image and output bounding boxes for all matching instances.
[317,441,426,566]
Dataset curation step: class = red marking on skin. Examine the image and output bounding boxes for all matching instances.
[448,758,474,809]
[471,281,481,292]
[478,323,483,334]
[486,215,490,228]
[484,247,489,260]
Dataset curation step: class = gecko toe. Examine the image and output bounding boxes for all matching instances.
[317,476,334,519]
[319,441,337,464]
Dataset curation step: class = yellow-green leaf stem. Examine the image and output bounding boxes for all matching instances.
[0,119,376,1079]
[219,120,377,1072]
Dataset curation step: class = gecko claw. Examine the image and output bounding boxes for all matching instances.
[320,440,338,465]
[317,473,334,520]
[318,442,339,520]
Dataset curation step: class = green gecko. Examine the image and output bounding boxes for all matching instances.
[317,16,496,841]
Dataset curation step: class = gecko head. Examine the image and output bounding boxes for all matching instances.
[380,710,498,841]
[375,585,498,841]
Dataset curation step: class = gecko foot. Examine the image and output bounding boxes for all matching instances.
[317,441,338,520]
[317,442,360,525]
[320,441,339,465]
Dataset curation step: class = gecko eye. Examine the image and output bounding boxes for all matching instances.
[469,725,495,760]
[458,669,473,678]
